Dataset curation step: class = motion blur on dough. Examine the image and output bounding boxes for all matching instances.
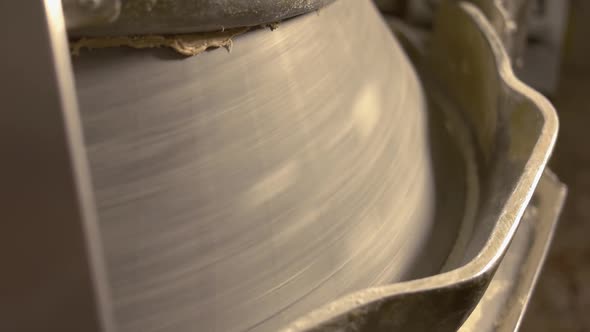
[1,1,566,332]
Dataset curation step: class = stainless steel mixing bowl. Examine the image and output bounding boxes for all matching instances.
[72,1,440,331]
[0,0,564,331]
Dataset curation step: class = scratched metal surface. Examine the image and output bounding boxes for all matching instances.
[72,0,437,331]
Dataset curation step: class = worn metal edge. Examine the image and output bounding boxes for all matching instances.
[496,170,566,332]
[458,170,566,331]
[282,2,559,331]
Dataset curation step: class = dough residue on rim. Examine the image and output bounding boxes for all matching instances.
[70,27,248,56]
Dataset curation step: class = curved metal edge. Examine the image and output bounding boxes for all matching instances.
[282,2,559,331]
[67,0,337,37]
[497,170,566,332]
[501,170,566,331]
[467,0,532,63]
[459,170,566,332]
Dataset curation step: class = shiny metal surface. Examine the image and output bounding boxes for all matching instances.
[0,1,113,331]
[460,170,566,332]
[285,1,558,331]
[68,0,336,37]
[72,0,438,331]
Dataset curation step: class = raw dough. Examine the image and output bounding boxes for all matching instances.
[70,28,248,56]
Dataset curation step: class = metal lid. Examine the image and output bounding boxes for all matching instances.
[64,0,336,37]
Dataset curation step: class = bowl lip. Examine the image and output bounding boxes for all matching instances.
[283,2,559,331]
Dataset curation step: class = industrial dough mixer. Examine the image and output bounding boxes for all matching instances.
[0,0,566,331]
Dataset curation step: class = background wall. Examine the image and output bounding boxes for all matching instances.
[522,1,590,331]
